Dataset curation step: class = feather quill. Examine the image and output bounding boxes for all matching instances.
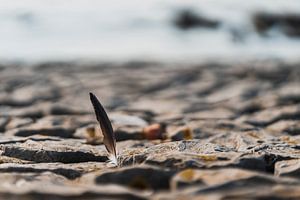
[89,92,117,165]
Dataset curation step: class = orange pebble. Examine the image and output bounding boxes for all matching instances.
[143,123,166,140]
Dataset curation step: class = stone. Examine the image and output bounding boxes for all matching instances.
[171,168,267,190]
[0,173,147,200]
[4,115,95,138]
[173,9,220,30]
[253,12,300,37]
[5,117,33,130]
[0,163,82,179]
[48,104,90,115]
[244,105,300,127]
[95,165,176,191]
[110,114,148,127]
[169,126,193,141]
[0,117,9,132]
[275,159,300,178]
[0,139,108,163]
[142,123,166,140]
[0,61,299,199]
[267,120,300,136]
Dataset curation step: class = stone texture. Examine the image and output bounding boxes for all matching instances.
[0,61,299,199]
[95,165,176,191]
[275,159,300,178]
[0,139,108,163]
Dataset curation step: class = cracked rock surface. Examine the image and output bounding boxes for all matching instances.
[0,61,300,199]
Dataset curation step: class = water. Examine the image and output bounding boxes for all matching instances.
[0,0,300,62]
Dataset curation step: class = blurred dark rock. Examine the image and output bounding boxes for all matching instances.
[96,165,175,191]
[8,128,75,138]
[115,127,143,141]
[49,105,89,115]
[253,13,300,37]
[173,10,220,30]
[0,117,9,132]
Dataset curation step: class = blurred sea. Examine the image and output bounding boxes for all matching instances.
[0,0,300,62]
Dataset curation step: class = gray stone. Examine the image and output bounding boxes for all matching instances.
[0,139,107,163]
[0,61,300,199]
[95,165,176,191]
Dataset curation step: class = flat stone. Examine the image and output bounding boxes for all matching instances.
[0,139,107,163]
[267,120,300,135]
[48,104,90,115]
[110,114,148,127]
[171,168,269,190]
[244,105,300,127]
[4,115,95,138]
[164,168,300,199]
[95,165,176,191]
[5,117,33,130]
[275,159,300,178]
[0,173,147,200]
[0,162,109,179]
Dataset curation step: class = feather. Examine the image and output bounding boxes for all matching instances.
[89,92,117,165]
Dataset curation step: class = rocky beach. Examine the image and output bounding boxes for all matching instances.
[0,60,299,199]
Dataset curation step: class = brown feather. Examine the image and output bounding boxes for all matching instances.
[89,92,117,164]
